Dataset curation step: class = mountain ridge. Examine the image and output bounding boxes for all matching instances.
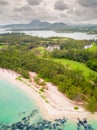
[3,19,68,30]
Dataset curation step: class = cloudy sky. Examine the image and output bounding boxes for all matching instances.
[0,0,97,25]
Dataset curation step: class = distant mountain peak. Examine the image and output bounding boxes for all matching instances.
[30,19,41,24]
[3,19,68,30]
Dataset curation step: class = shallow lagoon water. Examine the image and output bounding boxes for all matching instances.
[0,79,42,125]
[0,78,97,129]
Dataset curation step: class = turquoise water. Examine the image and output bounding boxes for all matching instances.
[0,78,97,129]
[0,79,42,125]
[88,120,97,130]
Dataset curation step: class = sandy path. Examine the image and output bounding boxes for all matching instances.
[0,69,97,121]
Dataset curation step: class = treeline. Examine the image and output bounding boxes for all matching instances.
[87,59,97,71]
[51,48,97,72]
[0,33,92,49]
[0,46,97,112]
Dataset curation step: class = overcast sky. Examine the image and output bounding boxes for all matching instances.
[0,0,97,25]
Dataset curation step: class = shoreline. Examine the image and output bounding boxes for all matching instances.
[0,68,97,122]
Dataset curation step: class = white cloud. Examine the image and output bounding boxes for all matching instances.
[26,0,42,6]
[0,0,97,24]
[55,0,68,11]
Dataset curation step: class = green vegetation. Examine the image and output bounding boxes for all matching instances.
[0,45,3,49]
[51,42,97,73]
[16,76,22,81]
[86,96,97,113]
[40,87,44,93]
[34,76,40,85]
[86,59,97,72]
[0,33,97,112]
[87,45,97,52]
[74,106,79,110]
[32,47,47,57]
[34,76,46,86]
[53,58,97,77]
[45,100,49,103]
[56,26,97,34]
[0,44,6,49]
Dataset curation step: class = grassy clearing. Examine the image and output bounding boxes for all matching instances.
[87,45,97,52]
[53,58,97,77]
[0,46,3,49]
[86,42,97,52]
[0,45,6,49]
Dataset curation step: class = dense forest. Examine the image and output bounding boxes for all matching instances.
[0,33,97,112]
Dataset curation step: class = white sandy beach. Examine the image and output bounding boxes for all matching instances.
[0,68,97,121]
